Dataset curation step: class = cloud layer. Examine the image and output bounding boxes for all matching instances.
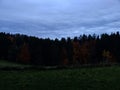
[0,0,120,39]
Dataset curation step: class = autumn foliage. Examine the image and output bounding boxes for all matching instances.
[17,43,31,64]
[0,32,120,66]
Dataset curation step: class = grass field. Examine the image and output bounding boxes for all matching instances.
[0,65,120,90]
[0,60,31,68]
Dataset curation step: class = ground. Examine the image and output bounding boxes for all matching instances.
[0,64,120,90]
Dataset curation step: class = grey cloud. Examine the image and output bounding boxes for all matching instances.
[0,0,120,39]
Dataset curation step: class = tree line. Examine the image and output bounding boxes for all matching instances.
[0,32,120,66]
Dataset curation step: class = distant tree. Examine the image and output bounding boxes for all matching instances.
[72,41,81,65]
[62,47,68,65]
[0,33,12,60]
[102,50,115,64]
[66,37,73,65]
[17,42,31,64]
[1,31,120,66]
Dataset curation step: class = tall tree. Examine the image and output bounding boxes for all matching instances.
[17,42,31,64]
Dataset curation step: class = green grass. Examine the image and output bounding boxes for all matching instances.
[0,60,31,68]
[0,66,120,90]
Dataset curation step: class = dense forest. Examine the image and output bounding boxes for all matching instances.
[0,32,120,66]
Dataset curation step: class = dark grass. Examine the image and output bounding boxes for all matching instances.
[0,66,120,90]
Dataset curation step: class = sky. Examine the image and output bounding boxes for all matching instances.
[0,0,120,39]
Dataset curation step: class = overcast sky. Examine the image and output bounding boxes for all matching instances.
[0,0,120,39]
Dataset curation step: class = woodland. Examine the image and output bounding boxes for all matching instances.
[0,32,120,66]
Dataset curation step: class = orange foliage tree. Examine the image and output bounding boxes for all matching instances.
[72,41,81,64]
[17,42,31,64]
[61,47,68,65]
[73,40,96,65]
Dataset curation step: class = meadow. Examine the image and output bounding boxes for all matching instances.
[0,61,120,90]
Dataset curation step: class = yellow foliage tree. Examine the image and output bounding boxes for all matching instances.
[102,50,115,63]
